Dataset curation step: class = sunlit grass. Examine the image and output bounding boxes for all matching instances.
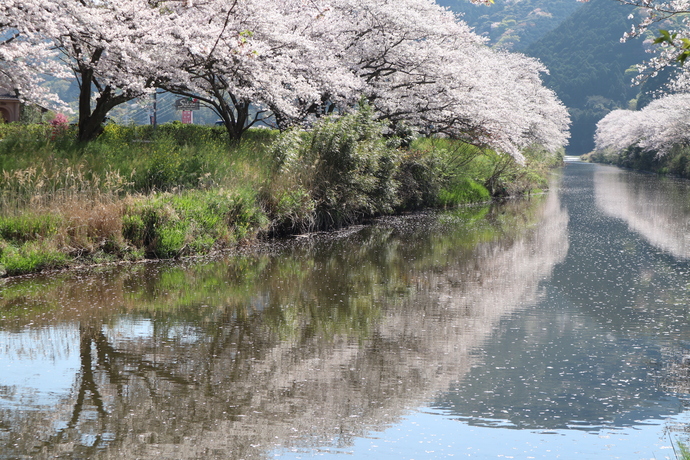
[0,121,560,276]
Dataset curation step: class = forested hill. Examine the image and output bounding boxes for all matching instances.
[525,0,646,154]
[444,0,651,155]
[438,0,581,50]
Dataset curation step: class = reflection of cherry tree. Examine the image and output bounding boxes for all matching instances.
[594,166,690,259]
[0,191,568,459]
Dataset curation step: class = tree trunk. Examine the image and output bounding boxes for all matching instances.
[77,83,134,142]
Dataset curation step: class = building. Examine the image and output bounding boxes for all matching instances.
[0,89,20,123]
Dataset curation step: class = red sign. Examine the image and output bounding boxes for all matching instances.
[182,110,193,124]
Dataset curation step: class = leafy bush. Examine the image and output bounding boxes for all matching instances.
[123,189,268,258]
[0,241,69,276]
[586,144,690,178]
[0,214,62,243]
[438,177,491,207]
[395,150,445,210]
[271,107,402,230]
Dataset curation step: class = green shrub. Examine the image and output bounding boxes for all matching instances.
[123,189,268,258]
[404,138,489,207]
[272,106,402,229]
[0,214,62,243]
[438,177,491,207]
[587,144,690,178]
[0,241,69,276]
[265,186,316,235]
[395,151,445,210]
[122,213,146,247]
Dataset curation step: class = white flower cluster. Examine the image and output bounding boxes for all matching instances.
[594,93,690,155]
[0,0,570,157]
[619,0,690,88]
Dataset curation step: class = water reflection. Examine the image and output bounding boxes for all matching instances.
[435,161,690,435]
[595,165,690,259]
[0,187,567,458]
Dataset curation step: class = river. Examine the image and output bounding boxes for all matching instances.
[2,158,690,459]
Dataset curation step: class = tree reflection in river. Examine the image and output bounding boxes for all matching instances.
[594,165,690,260]
[0,188,568,459]
[433,161,690,437]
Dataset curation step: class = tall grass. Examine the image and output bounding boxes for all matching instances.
[266,108,402,232]
[0,122,276,198]
[0,123,275,274]
[0,119,559,276]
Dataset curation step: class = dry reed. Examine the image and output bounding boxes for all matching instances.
[0,162,133,214]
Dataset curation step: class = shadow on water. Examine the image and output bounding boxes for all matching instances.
[0,185,568,458]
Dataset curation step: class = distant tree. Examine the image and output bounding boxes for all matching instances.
[594,93,690,155]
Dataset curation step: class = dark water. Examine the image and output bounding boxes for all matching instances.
[2,159,690,459]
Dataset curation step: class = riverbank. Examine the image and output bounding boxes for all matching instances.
[581,145,690,178]
[0,114,563,277]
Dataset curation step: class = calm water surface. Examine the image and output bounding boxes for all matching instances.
[2,159,690,459]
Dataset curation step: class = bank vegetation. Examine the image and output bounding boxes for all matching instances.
[583,93,690,177]
[0,112,563,277]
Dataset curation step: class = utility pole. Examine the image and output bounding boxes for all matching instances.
[150,91,158,129]
[152,91,158,129]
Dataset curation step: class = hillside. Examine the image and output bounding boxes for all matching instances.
[525,0,647,154]
[439,0,581,51]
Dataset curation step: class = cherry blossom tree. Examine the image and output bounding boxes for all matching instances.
[315,0,570,160]
[149,0,361,140]
[0,4,66,110]
[1,0,569,157]
[614,0,690,90]
[155,0,568,154]
[594,93,690,155]
[1,0,167,140]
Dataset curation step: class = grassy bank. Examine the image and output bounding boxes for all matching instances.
[583,145,690,178]
[0,113,562,277]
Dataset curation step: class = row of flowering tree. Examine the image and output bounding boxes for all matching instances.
[575,0,690,159]
[594,93,690,155]
[0,0,570,161]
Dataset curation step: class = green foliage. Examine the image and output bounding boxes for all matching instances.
[586,144,690,179]
[270,107,403,230]
[438,177,491,207]
[0,124,278,200]
[678,441,690,460]
[0,214,62,243]
[123,189,267,258]
[525,0,647,154]
[404,137,487,207]
[0,241,69,276]
[0,119,561,277]
[0,123,55,157]
[652,29,690,65]
[19,105,50,124]
[395,149,446,210]
[267,187,316,234]
[438,0,581,51]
